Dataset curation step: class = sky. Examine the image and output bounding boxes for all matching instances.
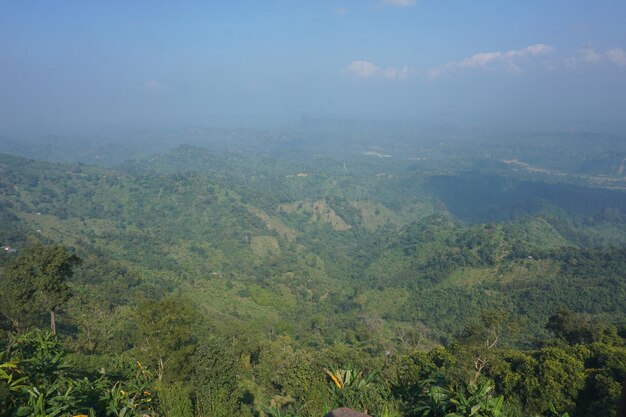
[1,0,626,133]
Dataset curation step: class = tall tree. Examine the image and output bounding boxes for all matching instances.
[135,297,197,382]
[1,244,80,334]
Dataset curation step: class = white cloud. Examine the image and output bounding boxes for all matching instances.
[344,61,380,78]
[343,61,413,79]
[578,48,603,64]
[505,43,553,57]
[383,0,416,7]
[381,66,412,79]
[564,47,626,68]
[430,43,553,77]
[333,7,350,16]
[144,80,165,91]
[607,48,626,67]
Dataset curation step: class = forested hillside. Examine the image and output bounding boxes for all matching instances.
[1,137,625,417]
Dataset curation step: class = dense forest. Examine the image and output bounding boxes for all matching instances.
[1,128,625,417]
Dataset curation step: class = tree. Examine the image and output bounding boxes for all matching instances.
[135,297,197,382]
[546,308,599,345]
[458,310,522,385]
[1,244,80,334]
[0,266,38,331]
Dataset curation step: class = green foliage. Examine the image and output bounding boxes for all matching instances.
[0,356,29,415]
[546,309,602,345]
[1,244,79,333]
[158,383,193,417]
[1,144,626,417]
[263,405,302,417]
[2,330,82,417]
[266,344,329,417]
[447,383,504,417]
[0,330,163,417]
[190,337,253,417]
[416,380,504,417]
[103,362,158,417]
[134,297,198,383]
[0,360,29,393]
[324,366,391,416]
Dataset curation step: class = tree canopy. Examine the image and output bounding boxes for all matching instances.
[1,244,79,334]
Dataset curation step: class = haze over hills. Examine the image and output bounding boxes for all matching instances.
[2,125,626,416]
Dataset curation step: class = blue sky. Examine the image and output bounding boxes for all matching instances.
[1,0,625,132]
